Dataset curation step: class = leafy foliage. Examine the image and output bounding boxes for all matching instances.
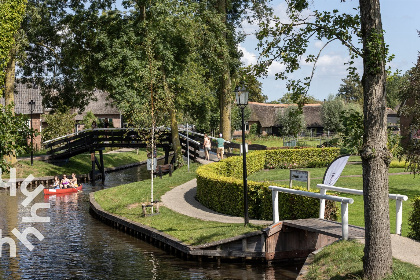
[82,111,98,130]
[338,108,364,155]
[196,148,340,220]
[277,105,306,137]
[42,111,76,141]
[0,104,31,170]
[0,0,27,95]
[408,196,420,241]
[231,105,251,132]
[322,95,345,133]
[337,76,363,105]
[400,54,420,175]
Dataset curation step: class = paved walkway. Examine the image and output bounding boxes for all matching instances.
[162,149,420,268]
[161,178,271,225]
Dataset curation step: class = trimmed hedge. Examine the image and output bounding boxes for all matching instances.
[196,148,340,221]
[408,196,420,241]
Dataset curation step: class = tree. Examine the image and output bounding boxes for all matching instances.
[0,104,31,171]
[231,105,251,132]
[255,1,392,278]
[386,72,408,110]
[337,76,363,104]
[277,105,306,138]
[237,66,267,103]
[338,108,364,154]
[399,53,420,174]
[1,0,27,165]
[82,111,98,130]
[321,94,345,133]
[278,92,320,104]
[42,111,76,141]
[0,0,27,96]
[20,0,102,113]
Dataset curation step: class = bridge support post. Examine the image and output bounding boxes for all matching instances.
[164,146,170,164]
[99,149,105,184]
[91,152,96,186]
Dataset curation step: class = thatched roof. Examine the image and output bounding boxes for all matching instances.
[75,89,119,120]
[248,102,286,127]
[302,104,323,128]
[0,83,44,114]
[248,102,323,128]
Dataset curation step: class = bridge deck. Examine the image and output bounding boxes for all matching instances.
[283,218,365,239]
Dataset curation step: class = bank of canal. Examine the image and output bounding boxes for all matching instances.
[0,163,300,279]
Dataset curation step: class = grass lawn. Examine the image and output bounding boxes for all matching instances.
[305,240,420,280]
[6,149,159,178]
[232,135,337,148]
[94,163,264,245]
[247,160,416,236]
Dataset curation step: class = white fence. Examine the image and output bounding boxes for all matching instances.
[268,186,354,240]
[317,184,408,235]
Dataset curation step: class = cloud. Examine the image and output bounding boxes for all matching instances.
[239,44,286,76]
[238,45,257,66]
[268,61,287,75]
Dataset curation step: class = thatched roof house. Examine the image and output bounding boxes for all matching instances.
[74,89,121,128]
[247,102,323,136]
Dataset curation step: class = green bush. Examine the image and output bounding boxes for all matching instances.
[196,148,340,221]
[408,196,420,241]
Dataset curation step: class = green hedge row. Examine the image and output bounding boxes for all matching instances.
[408,196,420,241]
[196,148,340,221]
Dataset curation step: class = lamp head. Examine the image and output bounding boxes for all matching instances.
[235,85,248,107]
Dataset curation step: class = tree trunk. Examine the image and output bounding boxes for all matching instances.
[359,0,392,279]
[169,107,183,167]
[4,49,17,165]
[162,71,183,167]
[216,0,232,140]
[219,70,232,140]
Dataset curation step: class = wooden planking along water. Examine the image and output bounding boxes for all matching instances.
[283,218,365,239]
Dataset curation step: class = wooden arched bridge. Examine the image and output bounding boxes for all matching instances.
[44,128,173,161]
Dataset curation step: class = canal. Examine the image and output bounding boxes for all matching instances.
[0,164,301,279]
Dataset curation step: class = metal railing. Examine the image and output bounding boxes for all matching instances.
[317,184,408,235]
[268,185,354,240]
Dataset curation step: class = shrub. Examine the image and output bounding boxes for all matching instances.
[196,148,340,221]
[408,196,420,241]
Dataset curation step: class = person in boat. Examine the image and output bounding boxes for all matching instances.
[70,173,78,188]
[61,174,70,189]
[52,176,61,189]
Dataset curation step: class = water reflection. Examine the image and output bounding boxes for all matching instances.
[0,166,301,279]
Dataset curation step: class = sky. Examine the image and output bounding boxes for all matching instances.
[239,0,420,102]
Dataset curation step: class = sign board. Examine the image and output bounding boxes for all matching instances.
[289,169,310,190]
[147,158,157,171]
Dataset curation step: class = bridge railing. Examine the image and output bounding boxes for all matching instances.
[179,133,200,161]
[43,128,172,160]
[268,185,354,240]
[178,129,267,153]
[317,184,408,235]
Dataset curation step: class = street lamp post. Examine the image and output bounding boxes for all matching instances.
[28,100,35,166]
[235,85,249,226]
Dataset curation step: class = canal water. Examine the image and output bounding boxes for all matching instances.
[0,164,301,279]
